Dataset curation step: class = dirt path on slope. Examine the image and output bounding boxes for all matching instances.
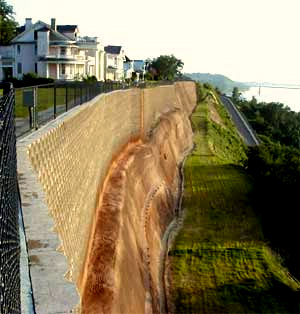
[80,140,141,314]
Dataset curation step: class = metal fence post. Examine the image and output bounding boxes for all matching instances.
[66,85,68,111]
[54,85,57,119]
[33,86,38,130]
[74,85,77,106]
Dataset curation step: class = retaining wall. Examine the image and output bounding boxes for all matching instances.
[24,81,196,311]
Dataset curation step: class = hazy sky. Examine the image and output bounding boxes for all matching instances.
[8,0,300,84]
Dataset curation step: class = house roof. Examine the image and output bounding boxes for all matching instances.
[36,25,74,42]
[57,25,78,33]
[36,26,50,32]
[16,24,78,37]
[104,45,122,54]
[125,55,131,62]
[12,21,76,44]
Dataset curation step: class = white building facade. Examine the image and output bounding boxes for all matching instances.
[104,46,125,81]
[0,46,14,81]
[0,18,106,81]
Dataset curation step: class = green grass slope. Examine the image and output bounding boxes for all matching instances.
[168,84,300,313]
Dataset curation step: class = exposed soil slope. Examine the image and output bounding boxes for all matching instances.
[81,108,194,313]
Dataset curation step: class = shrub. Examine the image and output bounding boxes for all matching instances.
[8,72,54,87]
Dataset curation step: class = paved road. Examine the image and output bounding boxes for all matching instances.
[221,96,260,146]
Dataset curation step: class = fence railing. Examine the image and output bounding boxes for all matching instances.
[13,80,175,138]
[14,81,124,138]
[0,83,20,313]
[0,78,183,312]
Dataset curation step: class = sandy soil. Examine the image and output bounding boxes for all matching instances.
[80,109,194,314]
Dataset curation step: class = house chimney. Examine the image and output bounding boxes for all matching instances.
[51,18,56,31]
[25,18,32,31]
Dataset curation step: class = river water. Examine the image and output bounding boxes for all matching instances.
[242,86,300,113]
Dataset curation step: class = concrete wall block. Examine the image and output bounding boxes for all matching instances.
[25,82,196,310]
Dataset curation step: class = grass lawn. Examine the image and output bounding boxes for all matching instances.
[168,86,300,313]
[14,87,85,118]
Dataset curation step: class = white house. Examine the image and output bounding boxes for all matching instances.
[133,60,146,74]
[123,56,134,80]
[123,58,146,81]
[0,46,14,80]
[0,18,106,81]
[104,45,126,81]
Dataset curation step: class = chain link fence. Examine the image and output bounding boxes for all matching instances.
[0,78,177,313]
[0,84,20,314]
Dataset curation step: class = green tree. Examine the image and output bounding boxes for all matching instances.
[82,75,97,83]
[147,54,183,80]
[232,86,241,103]
[238,96,300,149]
[0,0,18,45]
[246,143,300,277]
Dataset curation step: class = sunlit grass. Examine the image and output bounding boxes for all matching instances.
[168,86,300,313]
[14,87,80,118]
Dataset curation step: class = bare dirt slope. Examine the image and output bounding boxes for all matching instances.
[81,108,195,313]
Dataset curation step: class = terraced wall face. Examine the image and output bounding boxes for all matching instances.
[27,81,196,294]
[143,83,196,136]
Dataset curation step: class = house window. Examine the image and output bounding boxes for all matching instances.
[61,64,66,75]
[61,47,66,55]
[35,63,38,74]
[17,63,22,74]
[17,45,21,55]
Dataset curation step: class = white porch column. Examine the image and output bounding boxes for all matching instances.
[56,64,59,80]
[46,64,49,78]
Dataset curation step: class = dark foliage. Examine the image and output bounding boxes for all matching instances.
[82,75,97,84]
[246,143,300,279]
[233,92,300,149]
[146,54,183,81]
[236,88,300,279]
[7,73,54,87]
[0,0,18,44]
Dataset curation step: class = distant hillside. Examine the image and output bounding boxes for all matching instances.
[184,73,249,94]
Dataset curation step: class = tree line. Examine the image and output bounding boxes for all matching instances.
[0,0,18,45]
[232,87,300,279]
[232,87,300,148]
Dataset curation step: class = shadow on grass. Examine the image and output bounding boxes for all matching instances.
[174,272,300,314]
[171,163,300,313]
